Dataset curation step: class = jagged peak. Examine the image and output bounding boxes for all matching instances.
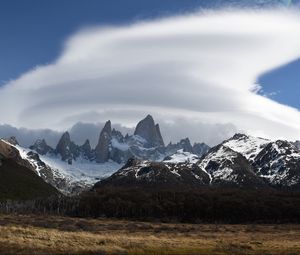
[231,133,249,140]
[180,137,191,143]
[101,120,112,135]
[145,114,154,121]
[82,139,91,146]
[60,131,71,141]
[5,136,19,146]
[134,114,164,147]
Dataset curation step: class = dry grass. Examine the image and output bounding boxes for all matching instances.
[0,214,299,254]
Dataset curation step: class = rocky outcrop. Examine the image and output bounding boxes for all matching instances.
[134,115,164,148]
[30,139,54,155]
[193,142,210,156]
[295,140,300,150]
[55,132,79,164]
[165,138,210,157]
[79,139,93,160]
[166,138,193,155]
[95,121,112,163]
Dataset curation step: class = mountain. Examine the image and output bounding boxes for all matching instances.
[29,139,54,155]
[253,140,300,188]
[96,158,210,189]
[0,139,59,200]
[198,145,266,188]
[98,144,266,190]
[45,114,208,166]
[95,133,300,191]
[95,120,112,163]
[222,134,300,189]
[17,115,209,193]
[222,133,270,162]
[3,115,298,194]
[55,132,80,164]
[165,138,210,156]
[134,115,164,148]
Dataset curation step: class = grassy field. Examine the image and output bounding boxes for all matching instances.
[0,214,299,255]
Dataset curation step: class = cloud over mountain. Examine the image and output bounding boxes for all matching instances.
[1,9,300,142]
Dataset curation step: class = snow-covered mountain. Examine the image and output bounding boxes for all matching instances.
[253,140,300,187]
[97,158,210,189]
[1,115,299,193]
[198,144,266,188]
[95,133,300,190]
[0,115,209,193]
[223,133,270,162]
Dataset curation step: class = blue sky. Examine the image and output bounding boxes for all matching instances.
[0,0,300,144]
[1,0,299,110]
[0,0,216,84]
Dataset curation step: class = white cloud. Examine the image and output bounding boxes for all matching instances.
[1,9,300,144]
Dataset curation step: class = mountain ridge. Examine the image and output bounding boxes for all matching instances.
[0,115,299,194]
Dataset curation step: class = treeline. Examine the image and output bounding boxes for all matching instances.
[1,187,300,223]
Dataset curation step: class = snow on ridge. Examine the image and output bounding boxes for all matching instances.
[163,149,199,164]
[199,145,237,170]
[223,134,270,161]
[3,140,122,188]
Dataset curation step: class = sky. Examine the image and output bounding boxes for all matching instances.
[0,0,300,146]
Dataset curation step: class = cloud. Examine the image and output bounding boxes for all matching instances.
[1,9,300,144]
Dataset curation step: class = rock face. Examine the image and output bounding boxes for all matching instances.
[95,121,112,163]
[253,140,300,188]
[30,139,54,155]
[199,145,266,188]
[295,141,300,150]
[134,115,164,148]
[79,139,93,160]
[193,142,210,156]
[166,138,193,155]
[55,132,79,164]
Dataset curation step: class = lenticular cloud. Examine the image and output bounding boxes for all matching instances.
[1,9,300,141]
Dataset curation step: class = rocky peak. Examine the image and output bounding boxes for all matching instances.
[30,139,54,155]
[134,115,164,148]
[55,132,79,164]
[81,139,91,151]
[294,140,300,150]
[95,120,112,163]
[111,128,124,143]
[192,142,210,156]
[165,138,197,156]
[178,138,193,152]
[231,133,249,140]
[79,139,93,160]
[253,140,300,187]
[5,136,19,146]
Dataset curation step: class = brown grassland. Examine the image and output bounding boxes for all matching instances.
[0,214,299,255]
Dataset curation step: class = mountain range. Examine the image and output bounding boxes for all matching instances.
[0,115,299,196]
